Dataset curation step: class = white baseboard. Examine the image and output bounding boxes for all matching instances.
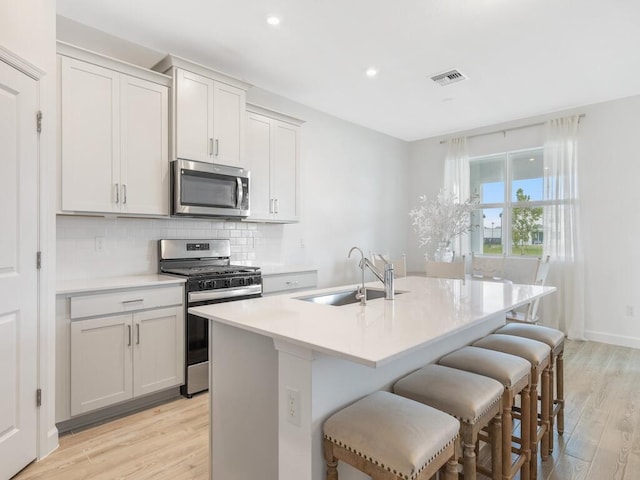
[585,330,640,350]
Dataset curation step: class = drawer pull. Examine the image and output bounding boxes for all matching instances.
[122,299,144,305]
[136,324,140,345]
[285,281,299,285]
[127,325,132,346]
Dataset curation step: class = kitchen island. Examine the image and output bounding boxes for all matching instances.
[190,275,555,480]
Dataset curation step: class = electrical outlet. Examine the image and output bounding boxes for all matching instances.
[300,238,305,249]
[626,305,634,317]
[286,387,301,426]
[95,236,105,251]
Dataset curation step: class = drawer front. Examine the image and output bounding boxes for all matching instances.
[71,285,183,319]
[262,271,317,295]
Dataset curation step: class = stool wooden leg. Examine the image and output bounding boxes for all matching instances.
[502,390,514,480]
[530,370,539,480]
[520,385,531,480]
[541,366,551,461]
[557,351,564,435]
[462,425,477,480]
[547,357,556,455]
[444,456,459,480]
[323,438,338,480]
[491,413,502,480]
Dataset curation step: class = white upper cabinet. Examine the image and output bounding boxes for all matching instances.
[58,42,170,216]
[245,105,303,223]
[153,55,250,167]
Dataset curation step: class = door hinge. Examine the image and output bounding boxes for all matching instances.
[36,389,42,407]
[36,251,42,269]
[36,111,42,134]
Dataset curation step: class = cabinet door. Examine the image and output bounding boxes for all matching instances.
[133,307,184,397]
[60,57,120,213]
[70,315,133,416]
[212,82,245,167]
[272,121,300,222]
[245,112,273,220]
[175,68,214,163]
[120,75,169,215]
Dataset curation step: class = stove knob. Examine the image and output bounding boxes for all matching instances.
[198,280,207,290]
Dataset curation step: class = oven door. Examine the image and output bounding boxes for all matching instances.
[184,290,261,397]
[172,159,249,218]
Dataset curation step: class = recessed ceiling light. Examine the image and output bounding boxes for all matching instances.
[266,15,281,26]
[365,68,378,78]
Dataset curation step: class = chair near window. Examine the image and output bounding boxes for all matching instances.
[471,253,505,279]
[370,253,407,278]
[506,255,551,324]
[425,255,466,279]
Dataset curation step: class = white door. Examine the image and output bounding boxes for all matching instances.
[245,112,273,220]
[70,315,133,416]
[59,56,120,213]
[272,121,300,221]
[0,60,39,479]
[212,81,245,167]
[120,74,169,215]
[175,68,214,163]
[133,307,184,397]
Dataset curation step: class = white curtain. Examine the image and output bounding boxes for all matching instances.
[541,115,586,339]
[443,136,470,257]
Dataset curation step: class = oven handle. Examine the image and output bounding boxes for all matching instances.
[188,284,262,303]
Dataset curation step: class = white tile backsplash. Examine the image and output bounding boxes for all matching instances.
[56,215,283,281]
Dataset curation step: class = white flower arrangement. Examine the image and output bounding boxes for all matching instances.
[409,189,477,249]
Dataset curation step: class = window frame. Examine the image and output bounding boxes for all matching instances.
[470,146,552,257]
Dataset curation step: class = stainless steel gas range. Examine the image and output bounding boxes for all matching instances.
[158,238,262,397]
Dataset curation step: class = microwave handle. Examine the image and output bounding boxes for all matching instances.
[236,177,243,209]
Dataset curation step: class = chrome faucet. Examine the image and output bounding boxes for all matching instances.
[348,246,395,305]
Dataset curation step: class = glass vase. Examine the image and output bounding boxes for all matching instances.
[434,242,454,263]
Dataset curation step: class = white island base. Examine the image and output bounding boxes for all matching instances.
[193,276,555,480]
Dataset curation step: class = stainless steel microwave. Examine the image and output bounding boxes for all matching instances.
[171,159,250,218]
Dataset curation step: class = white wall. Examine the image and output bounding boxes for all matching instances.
[408,95,640,347]
[55,20,410,289]
[1,0,58,459]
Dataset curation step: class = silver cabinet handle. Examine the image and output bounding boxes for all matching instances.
[285,281,299,285]
[122,299,144,305]
[127,325,132,346]
[115,183,119,204]
[122,184,127,204]
[215,138,219,157]
[209,138,214,156]
[136,323,140,345]
[269,198,274,214]
[274,198,279,214]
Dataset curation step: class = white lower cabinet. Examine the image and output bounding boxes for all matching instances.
[70,306,183,417]
[63,283,184,419]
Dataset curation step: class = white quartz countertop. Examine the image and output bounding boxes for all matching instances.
[57,274,186,295]
[190,276,555,368]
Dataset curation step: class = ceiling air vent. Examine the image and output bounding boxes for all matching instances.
[430,69,468,86]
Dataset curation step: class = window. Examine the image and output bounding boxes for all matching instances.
[469,147,545,256]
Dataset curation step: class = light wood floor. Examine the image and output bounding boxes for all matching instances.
[13,339,640,480]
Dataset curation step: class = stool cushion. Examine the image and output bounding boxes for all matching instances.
[393,364,503,424]
[438,346,530,388]
[495,323,565,349]
[323,391,459,480]
[473,334,551,367]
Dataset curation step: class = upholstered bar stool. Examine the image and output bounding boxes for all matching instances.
[473,334,551,479]
[323,391,460,480]
[393,364,503,480]
[438,346,532,480]
[494,323,565,455]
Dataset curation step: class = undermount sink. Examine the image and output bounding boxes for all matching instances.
[296,288,402,307]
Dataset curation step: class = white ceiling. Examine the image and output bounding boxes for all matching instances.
[56,0,640,141]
